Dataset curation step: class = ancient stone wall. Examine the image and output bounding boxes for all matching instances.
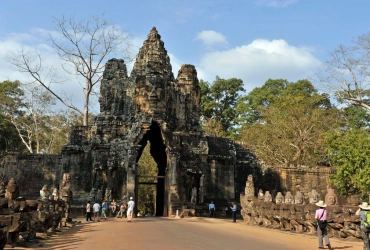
[0,153,62,200]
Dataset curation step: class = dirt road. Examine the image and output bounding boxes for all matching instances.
[5,217,364,250]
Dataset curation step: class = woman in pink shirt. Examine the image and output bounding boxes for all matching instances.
[315,200,331,249]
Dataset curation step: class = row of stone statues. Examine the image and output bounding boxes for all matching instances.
[245,174,338,205]
[0,173,73,248]
[242,174,361,240]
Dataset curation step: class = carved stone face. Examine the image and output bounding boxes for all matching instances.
[264,191,272,202]
[275,192,284,204]
[294,192,303,204]
[285,191,293,204]
[328,195,336,205]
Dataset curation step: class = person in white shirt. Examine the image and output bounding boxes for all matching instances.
[93,201,101,222]
[127,197,135,222]
[86,201,93,222]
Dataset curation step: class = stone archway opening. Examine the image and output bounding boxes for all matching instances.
[136,121,167,216]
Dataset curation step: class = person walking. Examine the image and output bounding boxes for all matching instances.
[230,202,237,222]
[315,200,331,249]
[86,201,93,222]
[127,197,135,222]
[101,201,107,220]
[209,201,215,218]
[356,202,370,250]
[93,201,101,222]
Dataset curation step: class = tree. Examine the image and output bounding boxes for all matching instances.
[236,79,318,126]
[241,80,341,167]
[137,142,157,216]
[200,117,226,137]
[0,80,78,153]
[324,129,370,196]
[6,15,133,125]
[200,76,245,137]
[315,33,370,111]
[0,80,26,152]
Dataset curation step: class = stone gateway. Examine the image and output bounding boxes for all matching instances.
[60,27,258,216]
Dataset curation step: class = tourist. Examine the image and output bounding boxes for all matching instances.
[127,197,135,222]
[86,201,93,222]
[230,202,237,222]
[356,202,370,250]
[111,199,117,216]
[101,201,107,220]
[93,201,101,222]
[117,202,127,218]
[209,201,215,218]
[315,200,331,249]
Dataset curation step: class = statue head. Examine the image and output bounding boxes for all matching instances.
[309,189,320,204]
[264,191,272,202]
[294,191,304,204]
[325,188,338,205]
[5,178,19,200]
[258,189,264,200]
[285,191,294,204]
[275,192,284,204]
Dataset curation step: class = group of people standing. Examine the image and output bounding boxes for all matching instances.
[86,197,136,223]
[208,201,237,222]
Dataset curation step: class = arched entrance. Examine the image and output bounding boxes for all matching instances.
[135,121,168,216]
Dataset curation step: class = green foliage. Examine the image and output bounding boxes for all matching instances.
[0,80,26,151]
[137,142,157,216]
[241,79,340,167]
[342,105,370,129]
[236,79,322,126]
[325,129,370,195]
[0,80,81,153]
[200,76,245,137]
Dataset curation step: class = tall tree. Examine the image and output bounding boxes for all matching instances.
[6,14,133,125]
[315,32,370,111]
[241,81,340,167]
[324,129,370,196]
[236,79,318,126]
[200,76,245,137]
[0,80,26,152]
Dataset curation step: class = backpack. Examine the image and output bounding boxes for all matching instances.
[364,211,370,229]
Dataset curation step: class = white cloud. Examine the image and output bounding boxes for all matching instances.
[255,0,299,7]
[196,39,321,92]
[195,30,227,46]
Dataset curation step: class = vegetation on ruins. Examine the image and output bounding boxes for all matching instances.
[137,142,157,216]
[6,14,133,126]
[199,76,245,138]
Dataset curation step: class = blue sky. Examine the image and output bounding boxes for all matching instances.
[1,0,370,112]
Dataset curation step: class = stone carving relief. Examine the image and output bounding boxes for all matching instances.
[284,191,294,204]
[258,189,264,200]
[244,174,255,200]
[275,192,284,204]
[294,191,304,204]
[325,188,338,205]
[40,185,51,202]
[308,189,320,204]
[264,191,272,202]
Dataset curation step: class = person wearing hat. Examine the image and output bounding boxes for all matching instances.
[314,200,331,249]
[356,202,370,250]
[127,197,135,222]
